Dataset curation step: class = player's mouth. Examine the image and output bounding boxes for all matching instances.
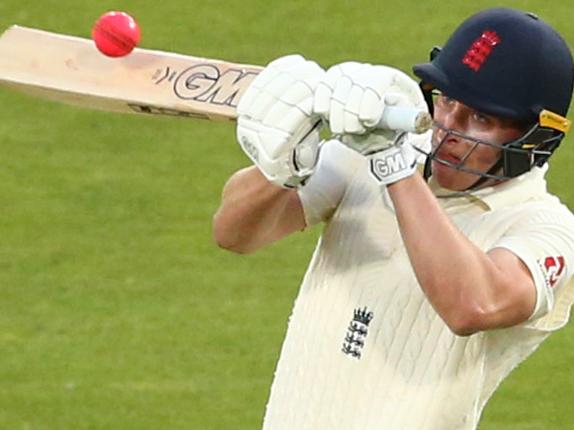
[434,149,463,167]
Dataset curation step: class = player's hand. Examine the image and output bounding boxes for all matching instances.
[236,55,325,188]
[368,134,418,185]
[313,62,427,154]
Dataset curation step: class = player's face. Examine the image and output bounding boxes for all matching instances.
[431,95,527,191]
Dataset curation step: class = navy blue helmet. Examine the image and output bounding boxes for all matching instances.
[413,8,574,185]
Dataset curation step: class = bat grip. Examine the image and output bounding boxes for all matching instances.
[376,106,433,134]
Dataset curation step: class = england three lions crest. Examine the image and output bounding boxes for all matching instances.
[342,307,374,359]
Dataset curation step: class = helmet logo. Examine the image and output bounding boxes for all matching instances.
[462,30,501,72]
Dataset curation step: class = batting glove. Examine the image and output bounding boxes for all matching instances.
[314,62,428,155]
[237,55,325,188]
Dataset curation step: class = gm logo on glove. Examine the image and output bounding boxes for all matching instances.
[370,150,408,180]
[368,143,418,185]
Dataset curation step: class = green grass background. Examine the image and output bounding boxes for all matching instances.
[0,1,572,429]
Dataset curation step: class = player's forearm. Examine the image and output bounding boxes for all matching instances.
[387,174,518,335]
[213,166,305,253]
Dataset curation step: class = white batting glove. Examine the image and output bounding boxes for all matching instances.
[369,134,418,185]
[236,55,325,188]
[314,62,428,155]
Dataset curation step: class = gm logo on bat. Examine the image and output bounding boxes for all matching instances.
[128,64,259,119]
[158,64,258,105]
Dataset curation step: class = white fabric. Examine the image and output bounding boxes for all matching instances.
[236,55,324,188]
[263,153,574,429]
[297,140,363,226]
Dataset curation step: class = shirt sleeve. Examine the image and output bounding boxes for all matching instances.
[492,204,574,321]
[297,139,363,227]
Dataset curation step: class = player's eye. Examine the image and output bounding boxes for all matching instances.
[473,112,487,122]
[471,111,494,127]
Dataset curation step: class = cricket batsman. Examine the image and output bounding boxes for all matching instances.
[214,8,574,429]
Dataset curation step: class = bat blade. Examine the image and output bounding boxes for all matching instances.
[0,26,432,133]
[0,25,262,120]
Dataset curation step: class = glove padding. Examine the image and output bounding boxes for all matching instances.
[314,62,428,155]
[369,134,418,186]
[236,55,325,188]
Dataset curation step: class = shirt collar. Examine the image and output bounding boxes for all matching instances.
[429,164,548,211]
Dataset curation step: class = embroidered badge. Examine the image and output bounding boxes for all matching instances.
[461,30,500,72]
[342,307,374,359]
[538,256,566,288]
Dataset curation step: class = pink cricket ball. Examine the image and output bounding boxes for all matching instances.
[92,11,141,57]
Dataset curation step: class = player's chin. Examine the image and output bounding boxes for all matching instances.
[432,160,479,191]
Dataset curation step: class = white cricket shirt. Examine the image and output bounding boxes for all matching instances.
[262,139,574,430]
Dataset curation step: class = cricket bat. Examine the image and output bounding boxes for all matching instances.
[0,25,431,133]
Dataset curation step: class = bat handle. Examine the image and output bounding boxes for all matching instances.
[377,106,433,134]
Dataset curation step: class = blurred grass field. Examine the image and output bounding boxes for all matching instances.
[0,1,573,429]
